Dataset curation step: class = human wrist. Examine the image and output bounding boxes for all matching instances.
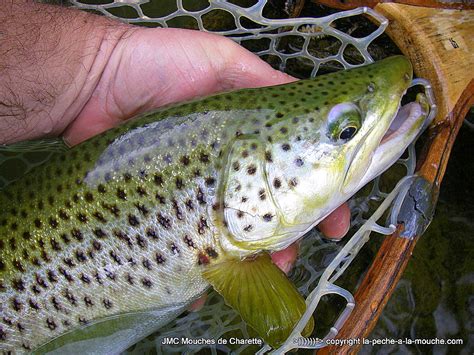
[0,2,132,144]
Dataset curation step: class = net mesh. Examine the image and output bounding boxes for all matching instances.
[15,0,433,353]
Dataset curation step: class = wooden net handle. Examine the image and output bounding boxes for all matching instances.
[318,3,474,354]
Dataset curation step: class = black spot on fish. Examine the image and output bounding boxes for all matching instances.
[34,219,42,228]
[11,297,23,312]
[135,203,149,216]
[117,188,127,200]
[109,251,122,265]
[180,155,190,166]
[63,289,77,306]
[136,235,147,249]
[157,213,171,230]
[81,274,91,284]
[92,211,106,223]
[142,258,152,270]
[205,177,216,187]
[136,186,147,196]
[77,212,88,223]
[155,253,166,264]
[105,269,116,281]
[170,243,179,255]
[197,187,206,205]
[51,297,63,312]
[13,259,25,272]
[128,214,140,227]
[29,299,40,310]
[263,213,273,222]
[141,278,153,288]
[123,172,132,182]
[84,296,94,307]
[71,229,83,241]
[12,278,25,292]
[289,178,298,187]
[247,164,257,175]
[75,249,87,263]
[185,199,194,211]
[154,193,166,205]
[92,240,102,251]
[46,318,57,330]
[58,267,74,283]
[243,225,253,232]
[281,143,290,151]
[184,235,196,248]
[295,158,304,167]
[265,151,273,162]
[0,327,6,341]
[206,247,219,259]
[146,227,158,239]
[114,230,132,248]
[47,270,58,283]
[197,216,209,235]
[171,200,183,220]
[199,153,210,164]
[93,228,107,238]
[103,299,113,309]
[63,258,75,268]
[59,210,69,220]
[84,192,94,202]
[98,184,106,193]
[22,231,31,240]
[273,178,282,189]
[232,161,240,171]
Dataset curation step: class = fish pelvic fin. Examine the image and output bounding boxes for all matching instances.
[203,253,313,348]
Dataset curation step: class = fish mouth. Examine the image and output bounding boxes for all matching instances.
[380,97,427,146]
[355,92,431,191]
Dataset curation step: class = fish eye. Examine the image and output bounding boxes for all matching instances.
[326,103,362,143]
[339,126,358,141]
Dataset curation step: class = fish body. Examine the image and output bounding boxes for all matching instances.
[0,56,428,353]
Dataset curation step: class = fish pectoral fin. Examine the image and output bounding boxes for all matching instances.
[203,253,313,348]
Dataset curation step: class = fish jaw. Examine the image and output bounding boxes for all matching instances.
[355,93,430,191]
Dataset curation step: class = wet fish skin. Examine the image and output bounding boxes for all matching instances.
[0,56,415,353]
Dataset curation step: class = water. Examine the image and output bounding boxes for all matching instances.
[363,119,474,354]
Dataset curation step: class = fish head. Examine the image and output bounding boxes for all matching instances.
[221,56,430,252]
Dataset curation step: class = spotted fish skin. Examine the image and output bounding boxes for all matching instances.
[0,56,415,353]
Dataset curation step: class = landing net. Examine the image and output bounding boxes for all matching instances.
[61,1,436,353]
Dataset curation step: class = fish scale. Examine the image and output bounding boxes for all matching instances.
[0,56,419,353]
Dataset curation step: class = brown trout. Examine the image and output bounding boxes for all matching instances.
[0,56,429,353]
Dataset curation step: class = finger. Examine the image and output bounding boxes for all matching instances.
[318,203,351,240]
[64,28,296,146]
[188,293,207,312]
[270,242,299,274]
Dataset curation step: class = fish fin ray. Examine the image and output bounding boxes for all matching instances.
[203,253,313,348]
